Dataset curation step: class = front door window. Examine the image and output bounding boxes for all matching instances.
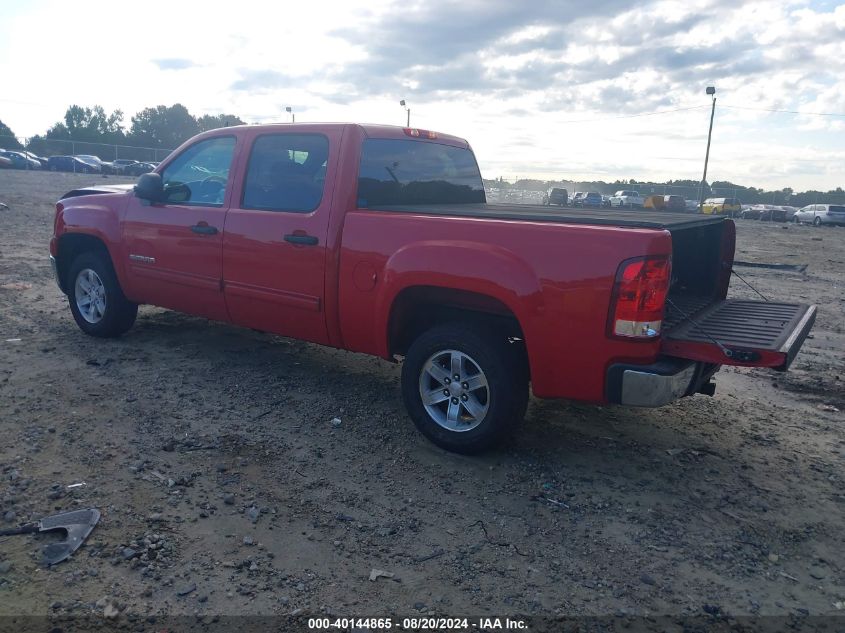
[160,137,236,207]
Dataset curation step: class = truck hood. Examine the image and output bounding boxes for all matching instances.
[59,183,135,200]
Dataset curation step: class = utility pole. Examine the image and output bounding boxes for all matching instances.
[697,86,717,211]
[285,106,295,123]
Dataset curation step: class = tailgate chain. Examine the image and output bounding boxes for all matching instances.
[730,268,770,302]
[665,298,734,359]
[665,269,772,360]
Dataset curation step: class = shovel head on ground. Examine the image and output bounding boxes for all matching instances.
[0,508,100,566]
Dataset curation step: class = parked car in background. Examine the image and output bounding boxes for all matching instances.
[22,151,48,168]
[643,195,665,210]
[582,192,603,208]
[793,204,845,226]
[47,155,100,173]
[701,198,742,216]
[759,206,788,222]
[780,206,799,220]
[112,159,140,174]
[0,155,11,168]
[74,155,114,174]
[125,161,156,176]
[543,187,568,206]
[685,199,699,212]
[740,205,762,220]
[0,150,42,170]
[601,195,612,208]
[663,195,686,212]
[609,190,644,208]
[571,192,586,207]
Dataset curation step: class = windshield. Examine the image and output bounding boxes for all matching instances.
[357,139,485,207]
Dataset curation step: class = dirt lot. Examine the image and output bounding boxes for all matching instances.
[0,170,843,625]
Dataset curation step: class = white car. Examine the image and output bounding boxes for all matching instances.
[609,190,644,208]
[793,204,845,226]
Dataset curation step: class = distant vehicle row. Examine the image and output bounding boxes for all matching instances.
[0,149,158,175]
[543,188,701,213]
[47,155,159,175]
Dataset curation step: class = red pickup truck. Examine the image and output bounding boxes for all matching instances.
[50,123,816,453]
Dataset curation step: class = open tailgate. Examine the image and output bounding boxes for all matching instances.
[662,299,816,371]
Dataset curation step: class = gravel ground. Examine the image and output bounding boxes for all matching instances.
[0,170,843,625]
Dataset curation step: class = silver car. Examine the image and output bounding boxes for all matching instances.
[793,204,845,226]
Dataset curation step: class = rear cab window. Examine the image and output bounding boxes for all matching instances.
[357,139,485,207]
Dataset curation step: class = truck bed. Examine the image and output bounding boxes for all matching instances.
[374,203,725,230]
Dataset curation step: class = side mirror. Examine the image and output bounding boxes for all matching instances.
[134,172,163,202]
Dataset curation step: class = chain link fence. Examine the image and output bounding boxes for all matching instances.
[0,135,174,166]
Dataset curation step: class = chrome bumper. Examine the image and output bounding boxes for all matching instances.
[606,358,703,407]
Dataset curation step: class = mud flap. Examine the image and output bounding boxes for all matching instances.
[662,300,816,371]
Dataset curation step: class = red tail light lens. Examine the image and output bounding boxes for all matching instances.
[609,256,671,339]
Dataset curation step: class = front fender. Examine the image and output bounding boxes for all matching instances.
[55,193,129,286]
[374,240,544,356]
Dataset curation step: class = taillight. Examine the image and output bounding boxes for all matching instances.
[608,256,671,339]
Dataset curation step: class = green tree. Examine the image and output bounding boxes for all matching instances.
[46,105,125,144]
[197,113,245,132]
[0,119,23,149]
[129,104,199,149]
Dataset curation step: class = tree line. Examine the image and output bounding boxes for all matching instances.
[0,104,244,161]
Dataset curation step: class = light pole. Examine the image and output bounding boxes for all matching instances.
[697,86,716,211]
[285,106,295,123]
[400,99,410,127]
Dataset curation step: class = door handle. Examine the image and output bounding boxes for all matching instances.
[284,233,318,246]
[191,224,218,235]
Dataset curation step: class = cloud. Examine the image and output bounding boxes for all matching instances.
[152,58,199,71]
[230,69,294,92]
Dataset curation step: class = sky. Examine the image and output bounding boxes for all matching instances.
[1,0,844,191]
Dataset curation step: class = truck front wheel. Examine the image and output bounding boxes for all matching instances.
[67,251,138,338]
[401,324,528,454]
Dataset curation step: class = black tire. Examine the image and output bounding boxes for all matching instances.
[401,323,528,454]
[66,251,137,337]
[813,216,822,226]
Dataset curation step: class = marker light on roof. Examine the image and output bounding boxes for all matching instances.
[403,128,437,139]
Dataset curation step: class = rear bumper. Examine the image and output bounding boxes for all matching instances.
[606,358,718,407]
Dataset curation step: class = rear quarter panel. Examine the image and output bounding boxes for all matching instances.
[338,211,672,401]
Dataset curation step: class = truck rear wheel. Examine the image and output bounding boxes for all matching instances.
[401,323,528,454]
[67,251,138,338]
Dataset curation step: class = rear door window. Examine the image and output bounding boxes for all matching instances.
[829,205,845,214]
[357,139,485,207]
[242,134,329,212]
